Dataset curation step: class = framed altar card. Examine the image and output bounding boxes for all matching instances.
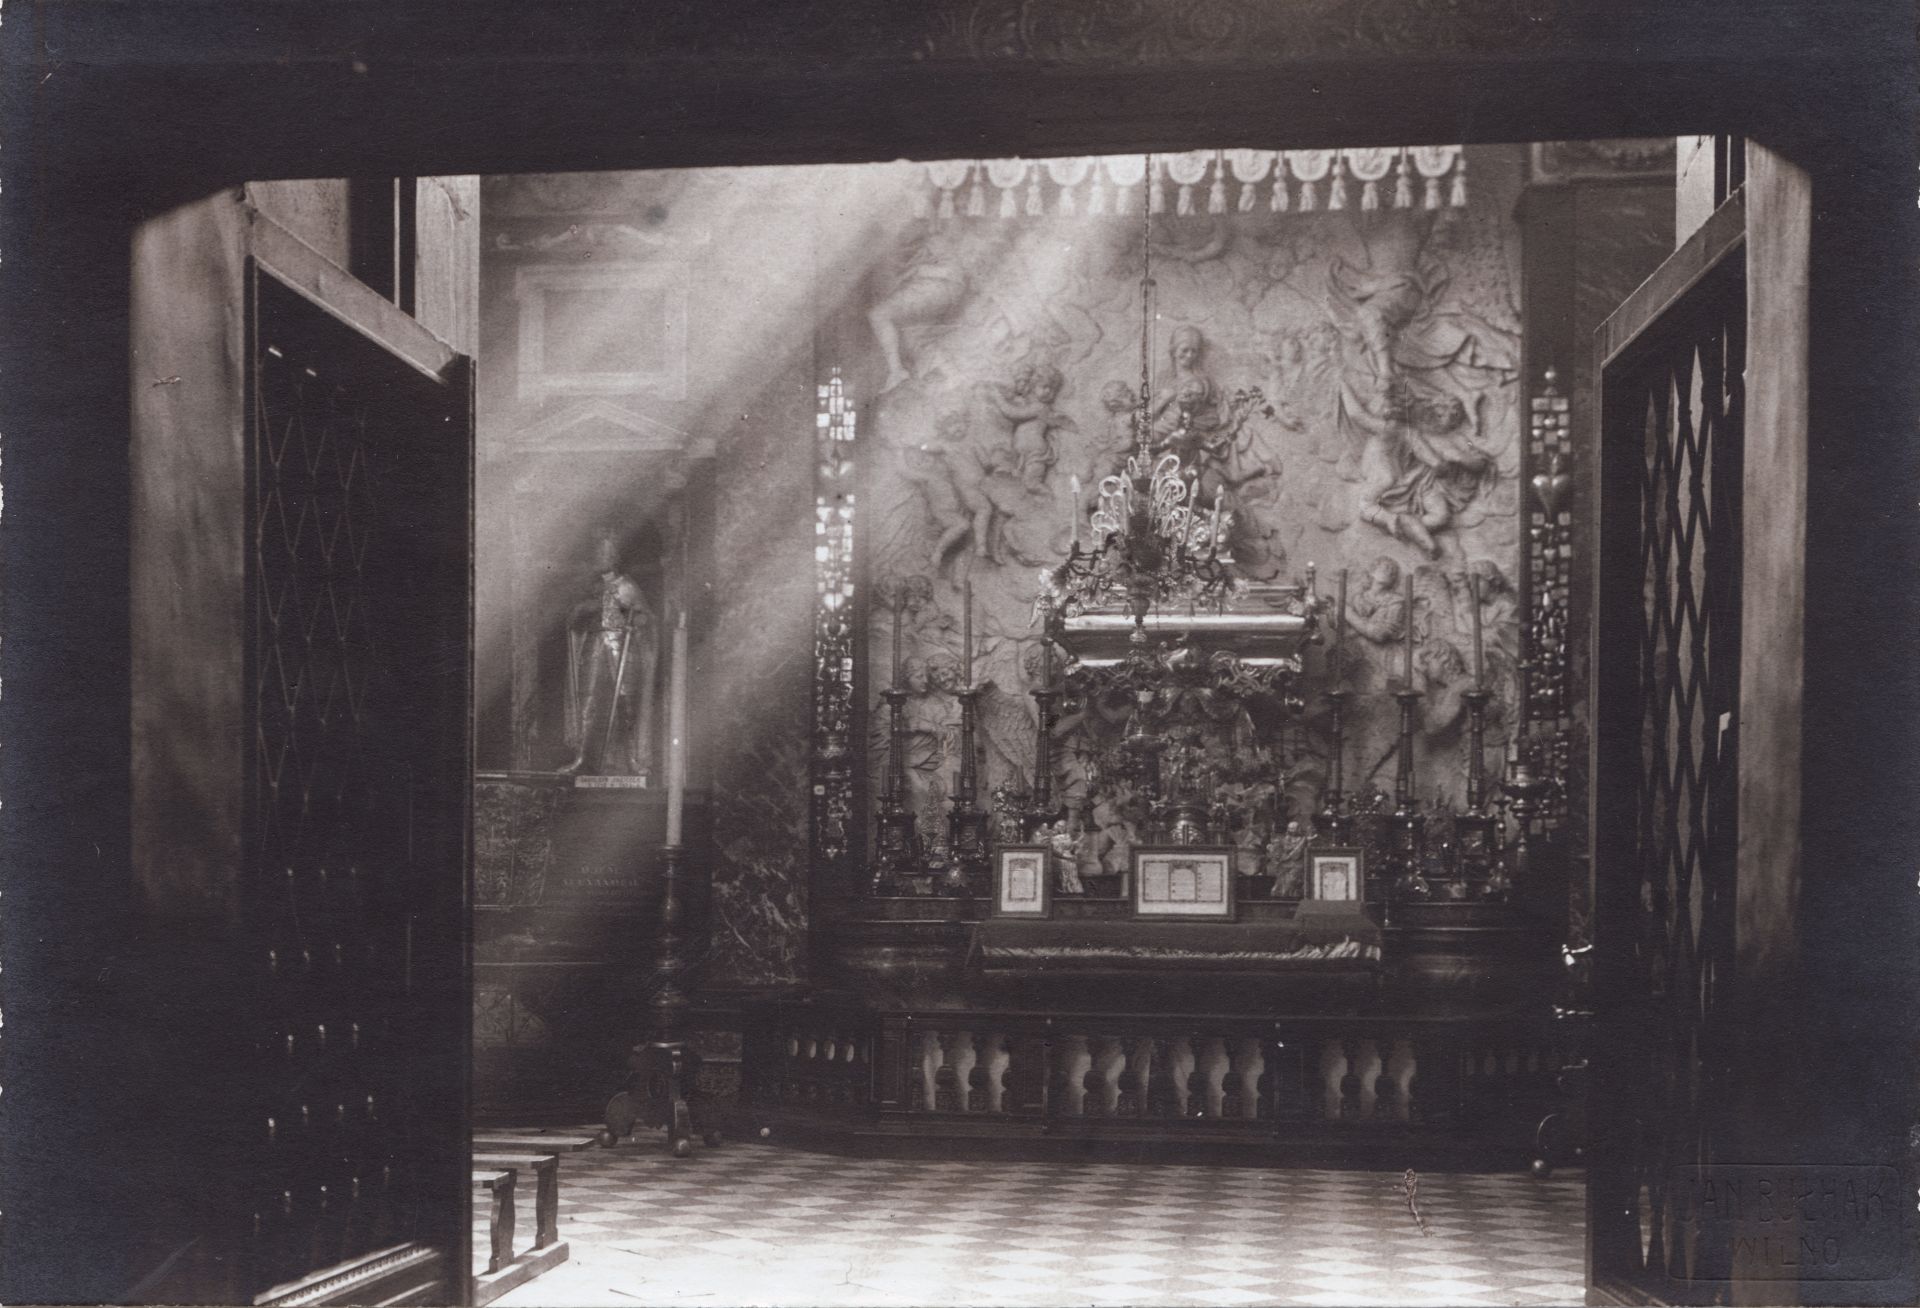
[994,846,1052,917]
[1131,846,1235,920]
[1310,847,1365,902]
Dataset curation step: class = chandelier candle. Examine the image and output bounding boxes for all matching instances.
[891,598,903,689]
[1469,571,1485,688]
[666,607,689,847]
[963,578,973,688]
[1403,572,1415,685]
[1334,568,1348,680]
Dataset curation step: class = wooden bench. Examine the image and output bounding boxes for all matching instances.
[471,1152,561,1250]
[472,1133,598,1154]
[472,1170,515,1276]
[470,1152,570,1306]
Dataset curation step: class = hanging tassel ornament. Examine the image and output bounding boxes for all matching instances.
[1046,157,1092,218]
[966,167,986,218]
[1270,176,1290,211]
[1149,157,1166,215]
[1394,150,1414,209]
[1450,151,1469,208]
[1328,157,1349,211]
[1208,153,1228,215]
[1088,178,1108,215]
[1167,149,1210,218]
[1287,151,1332,215]
[1026,175,1044,216]
[929,159,971,223]
[1226,149,1273,214]
[1108,155,1146,218]
[1343,148,1394,215]
[987,158,1027,220]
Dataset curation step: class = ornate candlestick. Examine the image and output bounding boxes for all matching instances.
[1315,688,1354,845]
[1389,688,1431,901]
[1387,573,1427,900]
[872,688,919,891]
[1315,566,1353,846]
[1024,624,1066,837]
[945,685,991,894]
[944,679,990,891]
[1454,686,1496,894]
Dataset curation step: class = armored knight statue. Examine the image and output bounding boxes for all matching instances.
[561,531,660,776]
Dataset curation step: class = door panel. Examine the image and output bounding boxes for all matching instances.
[1589,195,1746,1303]
[240,265,473,1302]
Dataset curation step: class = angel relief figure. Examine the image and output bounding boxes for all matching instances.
[1323,211,1512,558]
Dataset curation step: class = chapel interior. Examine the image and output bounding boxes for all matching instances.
[443,139,1665,1305]
[16,56,1908,1299]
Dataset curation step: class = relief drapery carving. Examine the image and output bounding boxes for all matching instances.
[866,147,1524,820]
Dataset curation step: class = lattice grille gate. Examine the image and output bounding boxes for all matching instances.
[240,273,472,1299]
[1593,252,1744,1297]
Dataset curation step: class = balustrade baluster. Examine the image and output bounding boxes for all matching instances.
[933,1031,960,1112]
[1339,1038,1365,1119]
[1319,1040,1349,1121]
[1236,1037,1267,1114]
[1046,1036,1077,1117]
[1221,1040,1244,1119]
[967,1033,993,1113]
[1081,1038,1110,1117]
[1146,1038,1180,1118]
[1385,1038,1417,1122]
[1115,1039,1143,1117]
[1185,1037,1209,1118]
[1355,1039,1383,1121]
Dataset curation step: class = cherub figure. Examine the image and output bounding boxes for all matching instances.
[981,359,1074,491]
[1347,555,1412,652]
[899,411,979,574]
[1087,784,1140,877]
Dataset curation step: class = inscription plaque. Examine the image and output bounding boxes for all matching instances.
[1669,1165,1904,1282]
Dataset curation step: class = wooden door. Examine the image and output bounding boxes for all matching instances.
[1588,193,1747,1303]
[236,250,474,1304]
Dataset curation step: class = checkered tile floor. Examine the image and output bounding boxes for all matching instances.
[483,1135,1585,1307]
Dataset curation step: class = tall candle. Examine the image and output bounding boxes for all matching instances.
[1468,571,1485,688]
[1402,573,1415,684]
[666,607,689,847]
[962,579,973,689]
[1041,631,1054,686]
[891,601,903,690]
[1334,568,1348,678]
[1069,476,1082,549]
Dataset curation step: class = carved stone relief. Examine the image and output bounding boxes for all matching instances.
[865,145,1524,816]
